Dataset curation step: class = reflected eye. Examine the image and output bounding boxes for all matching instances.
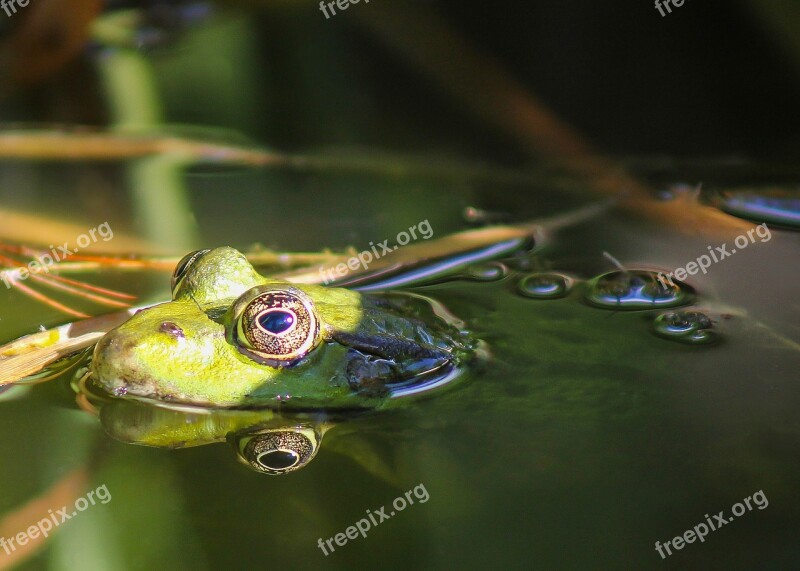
[258,449,299,470]
[231,288,320,366]
[232,428,321,475]
[171,249,211,296]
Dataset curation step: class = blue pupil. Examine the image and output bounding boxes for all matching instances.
[258,311,294,334]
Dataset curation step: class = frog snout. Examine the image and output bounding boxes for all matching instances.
[90,327,166,398]
[91,332,136,394]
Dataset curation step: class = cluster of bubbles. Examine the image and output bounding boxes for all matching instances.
[448,255,721,345]
[444,252,721,346]
[510,268,717,346]
[458,185,800,345]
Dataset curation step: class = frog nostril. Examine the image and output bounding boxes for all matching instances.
[159,321,185,339]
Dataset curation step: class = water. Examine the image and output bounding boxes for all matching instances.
[1,175,798,570]
[2,6,800,570]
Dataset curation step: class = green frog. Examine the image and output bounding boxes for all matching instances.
[88,247,478,411]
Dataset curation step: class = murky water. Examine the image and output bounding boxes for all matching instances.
[1,171,798,570]
[2,5,800,570]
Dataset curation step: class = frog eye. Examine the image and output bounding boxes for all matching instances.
[171,249,211,296]
[232,428,321,475]
[231,288,320,366]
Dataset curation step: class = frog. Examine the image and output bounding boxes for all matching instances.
[88,246,478,411]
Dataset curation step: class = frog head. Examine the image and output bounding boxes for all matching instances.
[89,247,475,409]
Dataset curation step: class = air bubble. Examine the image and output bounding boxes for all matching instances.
[464,262,508,282]
[706,188,800,229]
[653,311,718,345]
[517,272,574,299]
[585,270,694,310]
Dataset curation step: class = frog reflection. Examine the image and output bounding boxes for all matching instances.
[86,390,331,474]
